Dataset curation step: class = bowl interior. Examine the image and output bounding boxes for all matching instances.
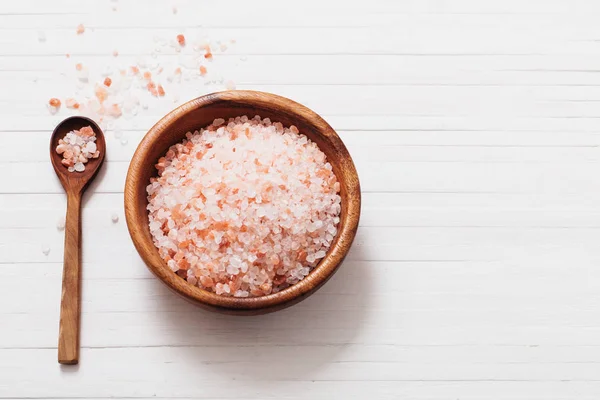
[125,91,360,313]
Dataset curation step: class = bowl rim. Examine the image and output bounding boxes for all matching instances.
[124,90,361,313]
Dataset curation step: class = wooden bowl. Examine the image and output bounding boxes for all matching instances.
[124,91,361,314]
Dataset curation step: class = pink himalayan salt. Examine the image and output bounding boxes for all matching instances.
[147,115,342,297]
[47,32,236,125]
[48,98,61,114]
[55,126,100,172]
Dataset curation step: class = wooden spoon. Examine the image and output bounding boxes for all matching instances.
[50,116,106,365]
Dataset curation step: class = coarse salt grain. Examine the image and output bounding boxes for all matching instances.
[65,98,80,109]
[48,98,61,114]
[147,116,342,297]
[111,213,119,223]
[57,217,66,231]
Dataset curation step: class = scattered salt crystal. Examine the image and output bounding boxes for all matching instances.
[57,217,65,231]
[42,246,51,256]
[225,80,236,90]
[114,130,123,139]
[111,213,119,223]
[75,64,89,82]
[65,98,80,109]
[44,31,237,123]
[47,98,61,114]
[120,137,128,145]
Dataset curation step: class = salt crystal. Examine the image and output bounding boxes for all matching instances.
[57,217,65,231]
[121,137,128,145]
[42,246,51,256]
[85,142,97,153]
[111,213,119,223]
[76,65,89,82]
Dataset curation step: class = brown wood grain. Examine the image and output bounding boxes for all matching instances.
[124,90,361,315]
[50,116,106,364]
[58,190,82,364]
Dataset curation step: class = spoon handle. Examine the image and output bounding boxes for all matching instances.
[58,190,82,365]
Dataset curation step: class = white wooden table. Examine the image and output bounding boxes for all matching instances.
[2,0,600,398]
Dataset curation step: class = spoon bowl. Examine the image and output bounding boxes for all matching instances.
[50,116,106,193]
[50,116,106,365]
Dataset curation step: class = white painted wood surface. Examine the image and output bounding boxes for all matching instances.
[2,0,600,398]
